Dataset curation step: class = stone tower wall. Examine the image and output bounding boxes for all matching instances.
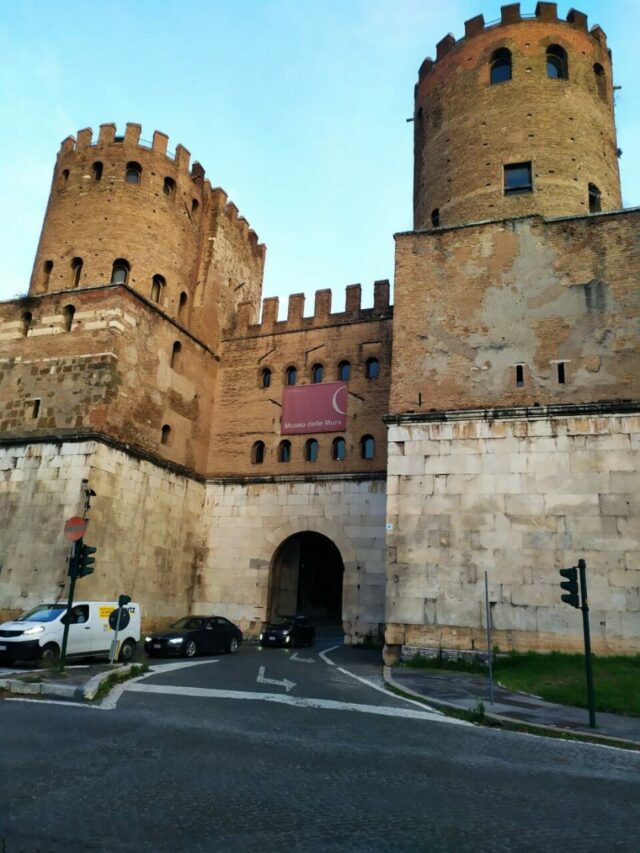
[28,123,265,352]
[413,3,621,230]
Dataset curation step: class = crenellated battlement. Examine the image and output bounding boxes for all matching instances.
[52,123,265,262]
[418,4,605,80]
[226,280,392,338]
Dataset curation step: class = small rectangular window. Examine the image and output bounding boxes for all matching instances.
[30,399,41,419]
[504,162,533,195]
[557,362,566,384]
[515,365,524,387]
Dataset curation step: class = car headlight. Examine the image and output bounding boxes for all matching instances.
[168,637,183,644]
[145,636,153,642]
[259,633,264,641]
[282,630,290,636]
[22,625,45,635]
[286,635,292,643]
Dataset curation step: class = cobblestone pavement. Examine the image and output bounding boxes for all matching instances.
[2,643,639,852]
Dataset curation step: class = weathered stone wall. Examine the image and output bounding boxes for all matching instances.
[197,476,387,642]
[414,6,620,229]
[391,210,640,414]
[0,441,205,630]
[0,286,219,472]
[385,414,640,655]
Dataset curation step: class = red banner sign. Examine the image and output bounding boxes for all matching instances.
[282,382,348,435]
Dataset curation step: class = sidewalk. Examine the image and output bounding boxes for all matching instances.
[386,666,640,748]
[0,662,137,701]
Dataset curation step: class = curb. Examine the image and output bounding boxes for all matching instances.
[383,668,640,752]
[0,664,134,701]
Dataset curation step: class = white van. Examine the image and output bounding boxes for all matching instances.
[0,601,141,665]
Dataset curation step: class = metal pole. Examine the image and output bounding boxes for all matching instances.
[484,571,494,705]
[109,607,123,665]
[579,558,596,728]
[59,541,79,672]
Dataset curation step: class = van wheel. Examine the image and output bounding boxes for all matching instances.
[118,639,136,663]
[40,644,60,666]
[184,640,197,658]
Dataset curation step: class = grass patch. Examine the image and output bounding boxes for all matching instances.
[93,664,147,701]
[497,652,640,717]
[405,651,640,717]
[403,655,486,674]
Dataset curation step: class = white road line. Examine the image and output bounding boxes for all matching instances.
[124,682,470,725]
[290,652,314,664]
[6,697,106,710]
[318,645,340,666]
[100,658,219,709]
[336,666,442,714]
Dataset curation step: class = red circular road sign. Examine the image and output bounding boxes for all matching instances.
[64,516,86,541]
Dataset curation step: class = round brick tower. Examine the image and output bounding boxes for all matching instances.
[413,3,622,230]
[29,122,208,321]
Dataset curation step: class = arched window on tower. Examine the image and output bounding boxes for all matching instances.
[431,208,440,227]
[125,161,142,184]
[593,63,607,100]
[311,363,324,384]
[42,260,53,291]
[191,199,199,214]
[261,368,272,389]
[286,366,297,386]
[332,437,346,461]
[278,440,291,463]
[92,162,103,181]
[170,341,182,370]
[490,47,512,84]
[111,259,130,285]
[304,439,319,462]
[163,177,176,198]
[71,257,83,288]
[151,274,165,303]
[251,441,265,464]
[22,311,32,337]
[546,45,568,80]
[61,169,70,182]
[338,361,350,381]
[361,435,375,460]
[178,291,188,320]
[365,357,380,380]
[588,183,602,213]
[161,424,172,446]
[63,305,75,332]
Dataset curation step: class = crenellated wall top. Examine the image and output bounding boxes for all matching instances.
[226,280,392,338]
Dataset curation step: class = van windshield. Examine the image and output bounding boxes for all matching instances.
[16,604,66,623]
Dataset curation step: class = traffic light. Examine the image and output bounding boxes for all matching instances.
[560,566,580,608]
[77,543,97,578]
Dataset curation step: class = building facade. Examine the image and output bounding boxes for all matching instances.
[1,4,638,656]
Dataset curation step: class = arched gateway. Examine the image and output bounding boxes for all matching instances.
[268,532,344,627]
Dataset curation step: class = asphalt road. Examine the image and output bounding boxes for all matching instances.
[2,640,639,852]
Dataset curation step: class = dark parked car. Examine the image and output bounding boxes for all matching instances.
[259,615,315,648]
[144,616,242,658]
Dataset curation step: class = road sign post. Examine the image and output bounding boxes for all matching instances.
[109,603,131,664]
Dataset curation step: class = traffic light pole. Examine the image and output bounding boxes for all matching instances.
[59,540,80,672]
[579,559,596,728]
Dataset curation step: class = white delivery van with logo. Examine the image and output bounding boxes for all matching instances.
[0,601,141,665]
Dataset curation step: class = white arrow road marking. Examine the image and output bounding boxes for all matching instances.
[257,665,296,693]
[318,645,340,666]
[290,652,315,664]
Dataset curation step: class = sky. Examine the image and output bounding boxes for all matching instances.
[0,1,638,312]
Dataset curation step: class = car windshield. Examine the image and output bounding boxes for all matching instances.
[170,617,203,630]
[16,604,66,623]
[269,616,294,627]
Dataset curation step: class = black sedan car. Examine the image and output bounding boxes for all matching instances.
[259,615,315,648]
[144,616,242,658]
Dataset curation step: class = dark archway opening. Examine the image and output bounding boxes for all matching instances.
[269,532,344,627]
